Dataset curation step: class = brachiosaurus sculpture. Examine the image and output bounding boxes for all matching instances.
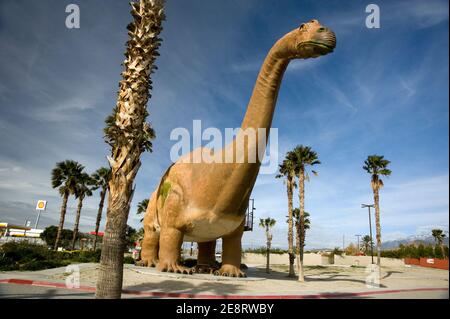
[140,20,336,277]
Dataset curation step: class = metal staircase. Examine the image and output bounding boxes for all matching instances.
[244,198,255,231]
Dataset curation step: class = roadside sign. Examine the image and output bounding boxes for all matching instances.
[36,200,47,211]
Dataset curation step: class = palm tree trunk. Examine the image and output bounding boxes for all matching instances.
[297,168,305,282]
[373,187,382,267]
[71,196,84,250]
[95,0,164,299]
[95,168,135,299]
[266,238,270,274]
[295,221,301,280]
[93,189,106,251]
[300,231,305,263]
[54,192,69,250]
[286,176,295,277]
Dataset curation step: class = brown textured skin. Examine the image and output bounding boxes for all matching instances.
[140,20,336,277]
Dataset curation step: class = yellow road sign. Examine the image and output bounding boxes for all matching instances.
[36,200,47,211]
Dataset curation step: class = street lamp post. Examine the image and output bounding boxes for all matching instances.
[362,204,375,264]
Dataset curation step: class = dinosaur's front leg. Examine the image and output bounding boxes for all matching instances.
[140,228,159,267]
[215,221,246,278]
[155,181,193,274]
[157,226,193,274]
[139,193,159,267]
[196,240,218,274]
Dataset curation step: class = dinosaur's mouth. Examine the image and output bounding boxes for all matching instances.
[307,41,335,51]
[298,41,334,57]
[305,30,336,55]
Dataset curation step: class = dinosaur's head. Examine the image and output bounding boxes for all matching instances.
[274,19,336,59]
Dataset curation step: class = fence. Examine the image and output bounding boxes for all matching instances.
[333,255,405,267]
[404,258,449,270]
[242,253,329,266]
[0,237,46,246]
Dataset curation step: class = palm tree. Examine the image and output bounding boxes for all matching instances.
[276,152,297,277]
[91,167,111,251]
[363,155,391,267]
[259,218,276,274]
[95,0,165,299]
[362,235,373,255]
[51,160,84,250]
[71,173,94,250]
[137,227,145,240]
[136,198,149,222]
[291,145,320,282]
[431,229,446,257]
[292,208,310,261]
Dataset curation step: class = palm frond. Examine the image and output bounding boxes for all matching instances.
[51,160,85,196]
[137,198,150,215]
[74,173,95,199]
[103,0,165,154]
[365,154,392,189]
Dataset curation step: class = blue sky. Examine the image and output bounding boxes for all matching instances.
[0,0,448,249]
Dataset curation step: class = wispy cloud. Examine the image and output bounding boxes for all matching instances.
[0,0,447,249]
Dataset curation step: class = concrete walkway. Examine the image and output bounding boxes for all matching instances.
[0,263,448,299]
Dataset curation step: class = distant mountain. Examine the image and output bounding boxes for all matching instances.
[382,234,449,250]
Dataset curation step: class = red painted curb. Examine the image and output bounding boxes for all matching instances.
[0,278,447,299]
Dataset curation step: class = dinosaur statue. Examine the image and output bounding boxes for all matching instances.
[140,19,336,277]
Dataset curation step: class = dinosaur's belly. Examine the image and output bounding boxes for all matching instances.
[182,213,244,243]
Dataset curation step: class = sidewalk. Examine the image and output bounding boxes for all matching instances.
[0,263,448,299]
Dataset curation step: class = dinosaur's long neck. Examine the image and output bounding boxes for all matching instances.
[213,47,291,217]
[240,48,289,133]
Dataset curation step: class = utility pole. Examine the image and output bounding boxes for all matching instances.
[362,204,375,264]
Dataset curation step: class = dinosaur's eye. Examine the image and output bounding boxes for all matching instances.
[299,23,306,30]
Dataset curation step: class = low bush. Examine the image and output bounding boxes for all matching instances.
[244,247,288,255]
[19,259,70,271]
[0,242,68,271]
[380,243,449,259]
[71,250,102,263]
[1,242,119,271]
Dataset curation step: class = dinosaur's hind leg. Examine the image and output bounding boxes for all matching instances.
[215,221,246,277]
[196,240,218,274]
[139,192,159,267]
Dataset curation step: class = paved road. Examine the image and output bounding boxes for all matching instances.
[0,283,447,299]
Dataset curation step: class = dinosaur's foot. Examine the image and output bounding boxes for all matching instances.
[137,257,159,268]
[157,261,194,274]
[135,260,147,267]
[195,264,218,275]
[214,265,247,278]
